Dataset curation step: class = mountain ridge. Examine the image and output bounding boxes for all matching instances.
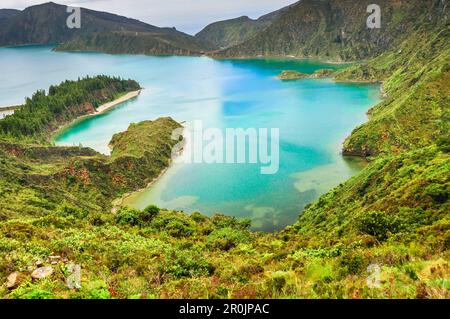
[195,2,296,49]
[0,2,210,54]
[212,0,447,61]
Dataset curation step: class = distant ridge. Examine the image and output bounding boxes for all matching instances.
[195,2,296,49]
[0,2,210,55]
[0,9,21,22]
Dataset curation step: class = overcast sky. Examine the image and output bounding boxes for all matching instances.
[1,0,297,34]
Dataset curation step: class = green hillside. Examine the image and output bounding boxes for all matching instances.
[214,0,447,61]
[338,26,449,157]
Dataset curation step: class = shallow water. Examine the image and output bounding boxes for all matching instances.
[0,45,381,231]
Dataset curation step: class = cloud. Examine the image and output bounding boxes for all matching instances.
[1,0,297,34]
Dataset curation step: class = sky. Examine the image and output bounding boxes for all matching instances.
[1,0,297,34]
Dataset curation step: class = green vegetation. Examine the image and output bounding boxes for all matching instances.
[214,0,447,61]
[338,26,449,157]
[194,8,288,50]
[0,78,180,222]
[0,75,140,141]
[277,70,309,80]
[277,69,335,80]
[0,0,448,299]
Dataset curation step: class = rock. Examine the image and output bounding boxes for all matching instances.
[6,272,21,289]
[277,70,308,80]
[48,255,61,265]
[31,266,54,280]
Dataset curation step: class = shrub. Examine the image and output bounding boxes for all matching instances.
[115,206,141,226]
[165,219,194,238]
[339,252,365,275]
[264,271,289,294]
[56,204,88,219]
[211,214,251,230]
[357,211,399,241]
[162,250,214,278]
[207,227,251,251]
[190,212,208,223]
[151,214,195,237]
[424,184,448,204]
[24,289,55,299]
[140,205,160,222]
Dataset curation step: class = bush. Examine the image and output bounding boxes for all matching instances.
[207,227,251,251]
[140,205,160,222]
[56,204,88,219]
[115,206,141,226]
[24,289,55,299]
[165,219,194,238]
[339,252,365,275]
[211,214,251,230]
[162,250,214,278]
[357,211,399,241]
[264,271,289,294]
[190,212,208,223]
[150,214,195,237]
[424,184,448,204]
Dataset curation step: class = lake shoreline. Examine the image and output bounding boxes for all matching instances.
[111,132,186,213]
[95,90,142,114]
[51,89,142,142]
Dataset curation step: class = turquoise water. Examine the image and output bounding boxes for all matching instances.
[0,45,381,231]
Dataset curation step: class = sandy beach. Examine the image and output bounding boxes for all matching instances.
[51,89,142,142]
[95,89,141,114]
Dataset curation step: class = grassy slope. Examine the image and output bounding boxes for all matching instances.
[195,2,293,50]
[337,26,449,157]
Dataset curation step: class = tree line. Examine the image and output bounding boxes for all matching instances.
[0,75,140,139]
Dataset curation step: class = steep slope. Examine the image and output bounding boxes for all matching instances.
[214,0,447,61]
[294,145,449,245]
[0,2,207,54]
[0,9,20,22]
[338,26,449,157]
[289,0,449,282]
